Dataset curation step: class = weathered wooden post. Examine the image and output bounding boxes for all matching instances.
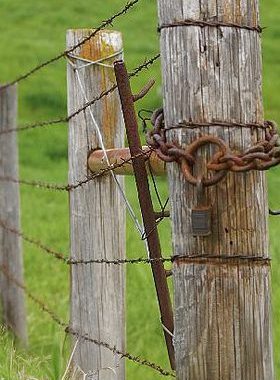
[67,30,125,378]
[156,0,274,378]
[0,85,27,345]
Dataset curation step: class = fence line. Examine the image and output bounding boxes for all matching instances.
[0,149,152,191]
[0,4,166,375]
[2,0,141,89]
[0,54,160,136]
[0,263,175,378]
[0,217,174,266]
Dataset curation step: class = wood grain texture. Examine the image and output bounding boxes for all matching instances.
[67,30,125,378]
[156,0,274,378]
[0,85,27,345]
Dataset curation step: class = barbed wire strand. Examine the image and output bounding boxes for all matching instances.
[0,219,68,263]
[2,209,269,265]
[2,0,141,89]
[0,217,174,265]
[66,327,175,377]
[0,264,175,378]
[0,150,152,191]
[0,54,160,136]
[0,263,66,328]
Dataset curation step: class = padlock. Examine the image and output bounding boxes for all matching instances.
[192,179,212,236]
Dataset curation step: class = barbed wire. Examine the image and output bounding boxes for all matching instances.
[0,217,174,266]
[0,263,175,378]
[0,54,160,136]
[66,327,175,377]
[0,150,152,191]
[0,263,66,328]
[1,0,141,89]
[1,218,269,266]
[0,149,152,192]
[0,219,68,263]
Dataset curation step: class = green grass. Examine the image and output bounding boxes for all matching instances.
[0,0,280,378]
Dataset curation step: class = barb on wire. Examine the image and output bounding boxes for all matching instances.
[0,54,160,136]
[0,263,66,328]
[0,150,152,192]
[0,216,174,266]
[2,0,141,89]
[0,218,68,263]
[66,327,175,378]
[0,264,175,378]
[68,256,173,265]
[0,175,70,191]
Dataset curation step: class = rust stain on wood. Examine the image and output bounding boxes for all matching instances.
[80,30,120,147]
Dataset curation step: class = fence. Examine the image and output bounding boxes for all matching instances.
[0,0,279,379]
[0,1,174,378]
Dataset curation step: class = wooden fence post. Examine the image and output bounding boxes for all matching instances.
[0,85,27,345]
[156,1,274,378]
[67,30,126,378]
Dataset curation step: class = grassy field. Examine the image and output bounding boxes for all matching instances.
[0,0,280,378]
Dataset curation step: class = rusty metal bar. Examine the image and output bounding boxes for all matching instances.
[88,147,166,176]
[114,60,175,370]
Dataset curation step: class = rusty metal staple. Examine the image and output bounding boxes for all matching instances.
[147,109,280,186]
[0,264,175,378]
[1,0,141,89]
[0,54,160,136]
[158,19,263,33]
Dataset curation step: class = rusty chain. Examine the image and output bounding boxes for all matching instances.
[0,264,175,378]
[147,108,280,187]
